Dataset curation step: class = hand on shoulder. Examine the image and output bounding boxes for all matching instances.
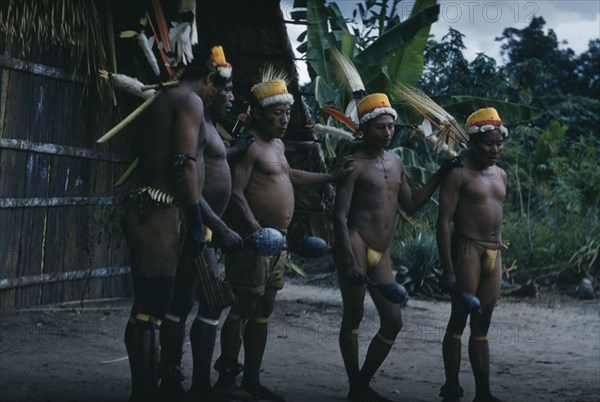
[331,155,355,180]
[437,156,464,178]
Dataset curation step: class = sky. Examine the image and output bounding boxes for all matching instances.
[281,0,600,84]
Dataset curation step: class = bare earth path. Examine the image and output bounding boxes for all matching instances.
[1,278,598,402]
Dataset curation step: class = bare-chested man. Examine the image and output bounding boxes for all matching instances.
[120,46,223,402]
[158,47,250,402]
[437,108,507,402]
[213,76,352,402]
[333,93,461,402]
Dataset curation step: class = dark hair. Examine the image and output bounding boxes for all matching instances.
[180,44,212,81]
[469,127,506,143]
[180,44,233,89]
[213,73,232,89]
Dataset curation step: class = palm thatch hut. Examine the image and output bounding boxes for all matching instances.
[0,0,332,308]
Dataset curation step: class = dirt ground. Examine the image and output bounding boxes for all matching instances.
[1,273,599,402]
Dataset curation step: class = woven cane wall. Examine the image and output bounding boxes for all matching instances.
[0,1,137,307]
[0,0,334,307]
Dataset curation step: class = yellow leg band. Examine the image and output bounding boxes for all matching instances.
[376,331,395,346]
[470,335,488,341]
[249,316,269,324]
[446,332,463,340]
[165,313,181,323]
[135,313,162,326]
[228,312,240,321]
[351,328,359,335]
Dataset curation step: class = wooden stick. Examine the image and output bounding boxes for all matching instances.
[141,80,179,91]
[114,158,139,187]
[97,95,157,143]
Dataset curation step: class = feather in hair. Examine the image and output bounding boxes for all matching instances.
[260,64,291,85]
[312,124,355,141]
[330,48,366,99]
[178,0,198,45]
[137,32,160,76]
[321,107,359,133]
[344,99,359,126]
[169,22,193,65]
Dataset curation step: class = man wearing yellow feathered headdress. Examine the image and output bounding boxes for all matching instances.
[332,93,462,402]
[437,107,508,402]
[211,69,353,401]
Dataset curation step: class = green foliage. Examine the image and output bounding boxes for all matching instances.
[498,16,579,97]
[285,253,309,278]
[574,39,600,99]
[537,96,600,140]
[533,120,568,168]
[421,28,469,95]
[503,210,599,281]
[294,1,600,289]
[500,122,600,283]
[567,240,599,279]
[304,0,335,81]
[354,0,439,90]
[392,231,441,297]
[351,0,403,51]
[295,0,439,101]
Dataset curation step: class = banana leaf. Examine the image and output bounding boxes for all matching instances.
[389,146,424,167]
[327,2,351,35]
[354,3,440,87]
[383,0,438,89]
[389,146,430,186]
[313,75,340,108]
[433,96,542,124]
[340,32,357,59]
[306,0,333,81]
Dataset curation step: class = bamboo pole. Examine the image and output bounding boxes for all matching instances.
[96,95,157,143]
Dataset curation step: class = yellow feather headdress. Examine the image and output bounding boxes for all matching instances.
[250,64,294,107]
[466,107,509,137]
[316,48,397,141]
[210,46,232,79]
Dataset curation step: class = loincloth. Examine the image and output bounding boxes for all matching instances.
[452,234,502,276]
[348,228,388,269]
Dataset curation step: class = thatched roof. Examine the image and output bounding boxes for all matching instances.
[0,0,112,89]
[1,0,313,138]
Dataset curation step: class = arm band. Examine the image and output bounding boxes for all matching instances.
[170,153,197,182]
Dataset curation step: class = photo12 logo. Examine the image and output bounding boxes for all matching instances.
[435,1,540,24]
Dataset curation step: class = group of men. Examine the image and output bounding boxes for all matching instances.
[120,44,507,402]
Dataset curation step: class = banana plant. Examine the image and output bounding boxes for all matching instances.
[293,0,441,166]
[293,0,440,110]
